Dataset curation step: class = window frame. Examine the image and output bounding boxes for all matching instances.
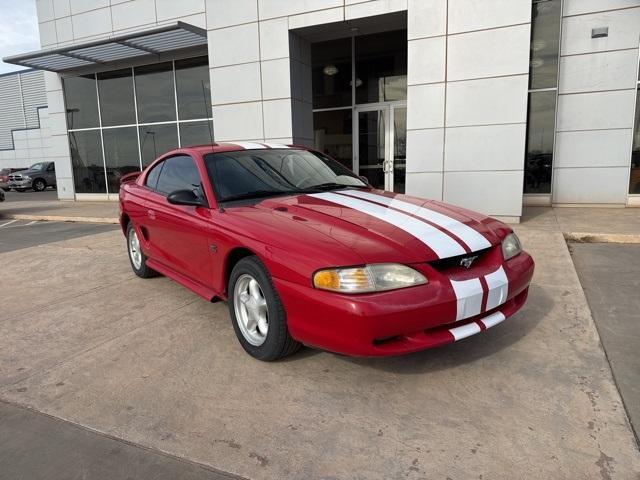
[145,153,208,206]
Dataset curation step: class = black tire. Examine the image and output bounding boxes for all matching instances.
[126,222,158,279]
[228,256,301,361]
[33,179,46,192]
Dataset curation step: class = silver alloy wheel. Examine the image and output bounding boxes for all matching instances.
[233,274,269,346]
[34,180,45,191]
[128,227,143,270]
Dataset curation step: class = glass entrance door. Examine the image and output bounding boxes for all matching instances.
[355,103,406,193]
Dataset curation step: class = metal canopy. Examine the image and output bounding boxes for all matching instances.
[2,22,207,72]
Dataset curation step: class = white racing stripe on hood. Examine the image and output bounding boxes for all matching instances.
[309,191,466,259]
[338,190,491,252]
[229,142,267,149]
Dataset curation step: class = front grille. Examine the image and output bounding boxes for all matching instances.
[429,248,490,272]
[8,174,22,181]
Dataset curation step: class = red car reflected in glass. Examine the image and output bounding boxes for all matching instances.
[119,143,534,361]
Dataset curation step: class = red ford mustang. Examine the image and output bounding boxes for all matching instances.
[119,143,534,361]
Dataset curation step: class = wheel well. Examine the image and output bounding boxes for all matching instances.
[120,213,130,234]
[33,177,46,186]
[224,247,256,295]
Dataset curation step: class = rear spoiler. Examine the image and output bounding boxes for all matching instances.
[120,171,141,185]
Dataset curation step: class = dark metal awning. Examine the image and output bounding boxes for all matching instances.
[2,22,207,72]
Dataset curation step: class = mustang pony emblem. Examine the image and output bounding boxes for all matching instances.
[460,255,479,269]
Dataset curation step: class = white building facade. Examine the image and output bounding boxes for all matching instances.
[2,0,639,221]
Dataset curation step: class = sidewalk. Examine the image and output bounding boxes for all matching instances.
[2,199,639,239]
[0,199,119,224]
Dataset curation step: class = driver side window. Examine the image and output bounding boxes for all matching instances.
[155,155,203,197]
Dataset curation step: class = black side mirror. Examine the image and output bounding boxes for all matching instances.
[359,175,370,186]
[167,189,205,207]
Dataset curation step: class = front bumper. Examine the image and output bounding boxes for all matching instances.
[8,179,32,189]
[273,251,534,356]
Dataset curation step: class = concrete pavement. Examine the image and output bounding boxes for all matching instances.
[0,224,638,478]
[0,218,117,253]
[571,243,640,444]
[0,401,241,480]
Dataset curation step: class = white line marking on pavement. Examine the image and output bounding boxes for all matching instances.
[0,220,18,228]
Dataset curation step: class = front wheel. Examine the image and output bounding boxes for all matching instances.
[126,223,158,278]
[228,256,301,361]
[33,179,46,192]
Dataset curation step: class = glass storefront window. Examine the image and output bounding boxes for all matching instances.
[102,127,140,194]
[529,0,561,90]
[313,109,353,169]
[135,62,176,123]
[139,124,179,167]
[175,57,212,120]
[63,74,99,129]
[69,130,105,193]
[97,69,136,127]
[355,30,407,104]
[630,88,640,194]
[180,121,214,147]
[524,91,556,194]
[312,38,352,109]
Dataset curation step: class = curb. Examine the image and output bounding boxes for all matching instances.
[564,232,640,244]
[0,213,119,225]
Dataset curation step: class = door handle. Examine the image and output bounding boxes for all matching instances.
[147,209,156,220]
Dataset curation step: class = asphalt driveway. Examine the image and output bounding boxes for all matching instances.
[0,227,638,479]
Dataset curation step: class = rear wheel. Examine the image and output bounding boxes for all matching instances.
[33,179,46,192]
[228,256,301,361]
[126,223,158,278]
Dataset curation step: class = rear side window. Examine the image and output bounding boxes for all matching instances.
[155,155,202,196]
[145,161,164,190]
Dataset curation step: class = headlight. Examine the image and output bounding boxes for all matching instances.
[502,232,522,260]
[22,175,30,180]
[313,263,427,293]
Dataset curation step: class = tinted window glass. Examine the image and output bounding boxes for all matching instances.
[313,109,352,169]
[135,62,176,123]
[139,124,179,167]
[205,149,365,202]
[524,90,556,194]
[175,57,212,120]
[630,87,640,194]
[311,38,352,109]
[355,30,407,104]
[155,155,201,196]
[179,121,214,147]
[69,130,106,193]
[63,75,99,129]
[102,127,140,194]
[145,161,163,190]
[98,68,136,126]
[530,0,561,90]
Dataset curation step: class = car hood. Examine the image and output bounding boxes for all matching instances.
[13,169,38,176]
[228,188,507,265]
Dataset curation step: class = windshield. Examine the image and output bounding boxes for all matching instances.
[204,149,367,202]
[29,162,46,171]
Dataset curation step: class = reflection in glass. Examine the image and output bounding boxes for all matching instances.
[69,130,105,193]
[63,75,99,129]
[313,109,352,169]
[393,107,406,194]
[356,30,407,104]
[135,62,176,123]
[524,91,556,194]
[175,56,212,120]
[97,69,135,126]
[179,121,214,147]
[358,110,385,189]
[102,127,140,194]
[139,124,178,166]
[530,0,561,89]
[311,38,352,109]
[630,88,640,194]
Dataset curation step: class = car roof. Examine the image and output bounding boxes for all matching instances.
[184,142,311,155]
